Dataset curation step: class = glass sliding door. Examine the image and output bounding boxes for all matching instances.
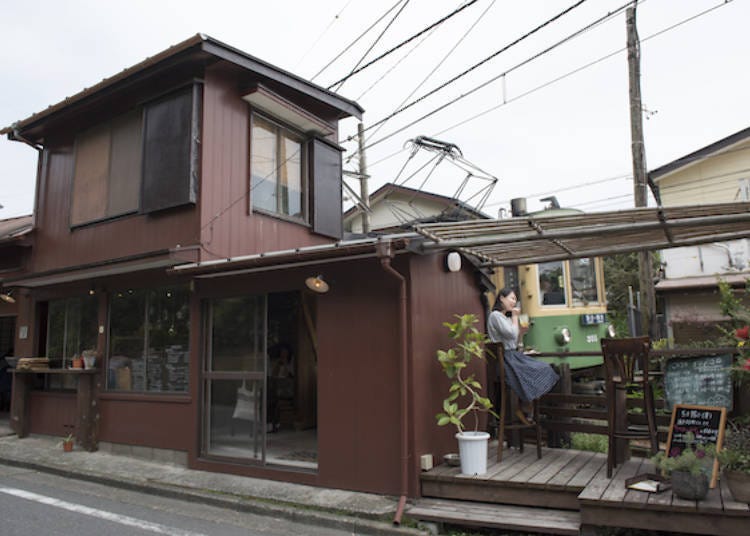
[203,295,266,461]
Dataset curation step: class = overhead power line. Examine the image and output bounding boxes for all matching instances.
[355,0,593,142]
[330,0,411,92]
[359,0,731,160]
[294,0,355,70]
[310,0,406,82]
[326,0,480,89]
[362,0,497,141]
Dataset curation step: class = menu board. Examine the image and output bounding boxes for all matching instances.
[666,404,727,488]
[664,354,733,410]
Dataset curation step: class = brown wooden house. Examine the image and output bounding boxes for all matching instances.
[1,35,489,499]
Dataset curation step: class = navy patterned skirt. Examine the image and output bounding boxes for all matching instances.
[503,349,559,402]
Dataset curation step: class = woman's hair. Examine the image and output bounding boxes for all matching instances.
[493,287,516,311]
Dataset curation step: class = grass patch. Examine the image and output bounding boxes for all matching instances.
[570,432,608,453]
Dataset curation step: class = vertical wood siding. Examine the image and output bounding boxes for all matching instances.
[199,66,336,260]
[30,136,199,274]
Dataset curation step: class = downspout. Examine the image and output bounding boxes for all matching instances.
[10,124,44,227]
[376,239,409,525]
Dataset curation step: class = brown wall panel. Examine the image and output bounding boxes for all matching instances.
[407,253,486,489]
[28,392,77,436]
[315,258,401,494]
[98,398,193,450]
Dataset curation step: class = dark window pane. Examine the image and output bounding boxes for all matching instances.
[141,86,198,213]
[109,289,146,391]
[538,261,567,305]
[46,296,98,389]
[108,286,189,392]
[108,110,142,216]
[310,137,342,239]
[71,124,110,225]
[250,116,278,213]
[210,295,265,373]
[570,258,599,303]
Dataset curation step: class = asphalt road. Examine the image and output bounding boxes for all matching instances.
[0,464,355,536]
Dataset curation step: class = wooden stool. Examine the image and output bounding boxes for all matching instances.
[489,343,542,462]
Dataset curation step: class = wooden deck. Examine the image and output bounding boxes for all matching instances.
[413,443,750,535]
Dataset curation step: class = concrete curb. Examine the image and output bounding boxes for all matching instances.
[0,455,426,536]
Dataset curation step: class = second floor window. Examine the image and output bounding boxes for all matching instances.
[70,85,200,227]
[250,114,305,220]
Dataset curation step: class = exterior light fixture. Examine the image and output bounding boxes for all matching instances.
[305,275,329,294]
[0,290,15,304]
[89,288,96,296]
[606,324,616,338]
[446,251,462,272]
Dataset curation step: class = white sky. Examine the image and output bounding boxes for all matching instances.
[1,0,748,219]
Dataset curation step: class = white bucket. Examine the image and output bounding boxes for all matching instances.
[455,431,489,475]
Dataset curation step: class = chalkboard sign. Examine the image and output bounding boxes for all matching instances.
[666,404,727,488]
[663,354,733,410]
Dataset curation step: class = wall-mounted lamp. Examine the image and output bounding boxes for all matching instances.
[0,290,15,304]
[305,275,329,294]
[446,251,462,273]
[88,288,96,296]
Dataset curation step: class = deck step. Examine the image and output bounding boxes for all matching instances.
[407,498,581,536]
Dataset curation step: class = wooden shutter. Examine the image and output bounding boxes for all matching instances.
[141,84,201,213]
[310,137,343,239]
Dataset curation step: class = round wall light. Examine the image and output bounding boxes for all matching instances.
[446,251,462,273]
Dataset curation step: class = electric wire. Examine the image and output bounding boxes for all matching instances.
[354,16,439,102]
[326,0,480,89]
[310,0,406,82]
[484,173,633,208]
[430,0,732,140]
[356,0,594,143]
[330,0,411,93]
[363,0,497,142]
[361,0,628,152]
[294,0,355,71]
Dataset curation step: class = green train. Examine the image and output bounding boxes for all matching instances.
[493,200,615,370]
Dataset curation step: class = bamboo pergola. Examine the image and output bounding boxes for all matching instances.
[413,202,750,266]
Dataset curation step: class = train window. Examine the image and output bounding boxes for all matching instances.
[570,258,599,304]
[538,261,567,305]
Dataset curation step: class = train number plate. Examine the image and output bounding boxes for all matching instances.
[580,313,607,325]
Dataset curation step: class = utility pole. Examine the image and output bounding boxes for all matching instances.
[626,5,657,338]
[357,122,371,234]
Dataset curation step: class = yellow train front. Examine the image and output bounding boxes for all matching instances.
[494,198,615,370]
[515,257,615,370]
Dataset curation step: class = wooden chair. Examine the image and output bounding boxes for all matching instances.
[489,343,542,462]
[601,337,659,477]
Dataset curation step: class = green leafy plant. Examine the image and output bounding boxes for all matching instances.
[651,433,713,477]
[718,279,750,384]
[435,314,498,434]
[717,417,750,474]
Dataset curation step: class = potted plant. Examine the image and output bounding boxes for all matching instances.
[651,434,713,500]
[60,433,74,452]
[435,314,498,475]
[717,417,750,502]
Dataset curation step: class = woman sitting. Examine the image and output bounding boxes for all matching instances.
[487,288,559,423]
